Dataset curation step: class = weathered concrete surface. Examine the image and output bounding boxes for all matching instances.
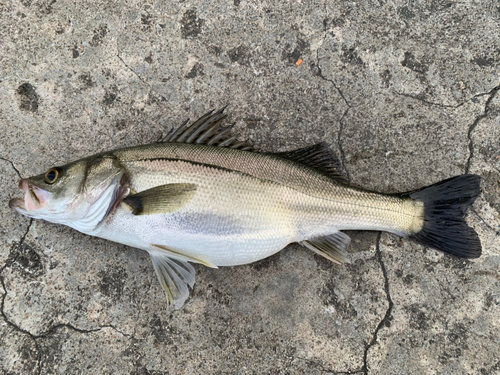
[0,0,499,374]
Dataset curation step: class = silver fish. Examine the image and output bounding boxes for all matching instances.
[9,109,481,308]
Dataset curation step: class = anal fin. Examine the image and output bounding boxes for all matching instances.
[300,232,351,264]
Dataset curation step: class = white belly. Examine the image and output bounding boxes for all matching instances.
[91,205,295,266]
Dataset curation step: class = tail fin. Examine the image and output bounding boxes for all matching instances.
[405,175,481,258]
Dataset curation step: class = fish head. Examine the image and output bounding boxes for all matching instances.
[9,155,125,226]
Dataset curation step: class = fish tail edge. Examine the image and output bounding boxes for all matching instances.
[404,174,482,258]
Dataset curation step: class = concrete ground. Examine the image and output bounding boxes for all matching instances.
[1,0,499,374]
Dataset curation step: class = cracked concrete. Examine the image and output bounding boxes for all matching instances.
[315,48,353,183]
[1,0,499,374]
[362,233,394,375]
[465,85,500,174]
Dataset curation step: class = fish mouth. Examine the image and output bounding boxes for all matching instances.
[9,179,48,212]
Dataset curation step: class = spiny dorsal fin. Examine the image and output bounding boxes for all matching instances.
[274,143,348,182]
[300,232,351,264]
[149,251,195,309]
[122,183,197,215]
[162,107,257,151]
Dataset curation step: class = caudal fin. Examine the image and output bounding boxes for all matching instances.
[405,175,481,258]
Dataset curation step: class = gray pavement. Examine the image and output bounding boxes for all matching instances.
[1,1,499,374]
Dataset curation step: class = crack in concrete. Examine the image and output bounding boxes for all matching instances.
[315,47,353,183]
[39,323,102,337]
[20,218,33,247]
[116,50,169,118]
[315,3,353,184]
[362,233,394,375]
[395,88,499,109]
[395,92,459,108]
[116,39,167,101]
[33,322,132,338]
[0,218,33,275]
[465,84,500,174]
[472,209,498,234]
[0,272,42,375]
[117,54,149,86]
[101,324,133,338]
[395,92,465,109]
[0,156,22,179]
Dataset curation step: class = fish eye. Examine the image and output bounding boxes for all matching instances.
[44,168,60,184]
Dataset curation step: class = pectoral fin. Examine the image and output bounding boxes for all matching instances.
[149,251,196,309]
[300,231,351,264]
[123,183,197,215]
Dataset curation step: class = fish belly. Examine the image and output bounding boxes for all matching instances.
[93,203,298,266]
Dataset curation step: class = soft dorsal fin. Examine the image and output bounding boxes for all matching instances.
[162,107,257,151]
[122,183,197,215]
[274,143,348,182]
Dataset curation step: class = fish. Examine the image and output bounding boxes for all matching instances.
[8,108,482,309]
